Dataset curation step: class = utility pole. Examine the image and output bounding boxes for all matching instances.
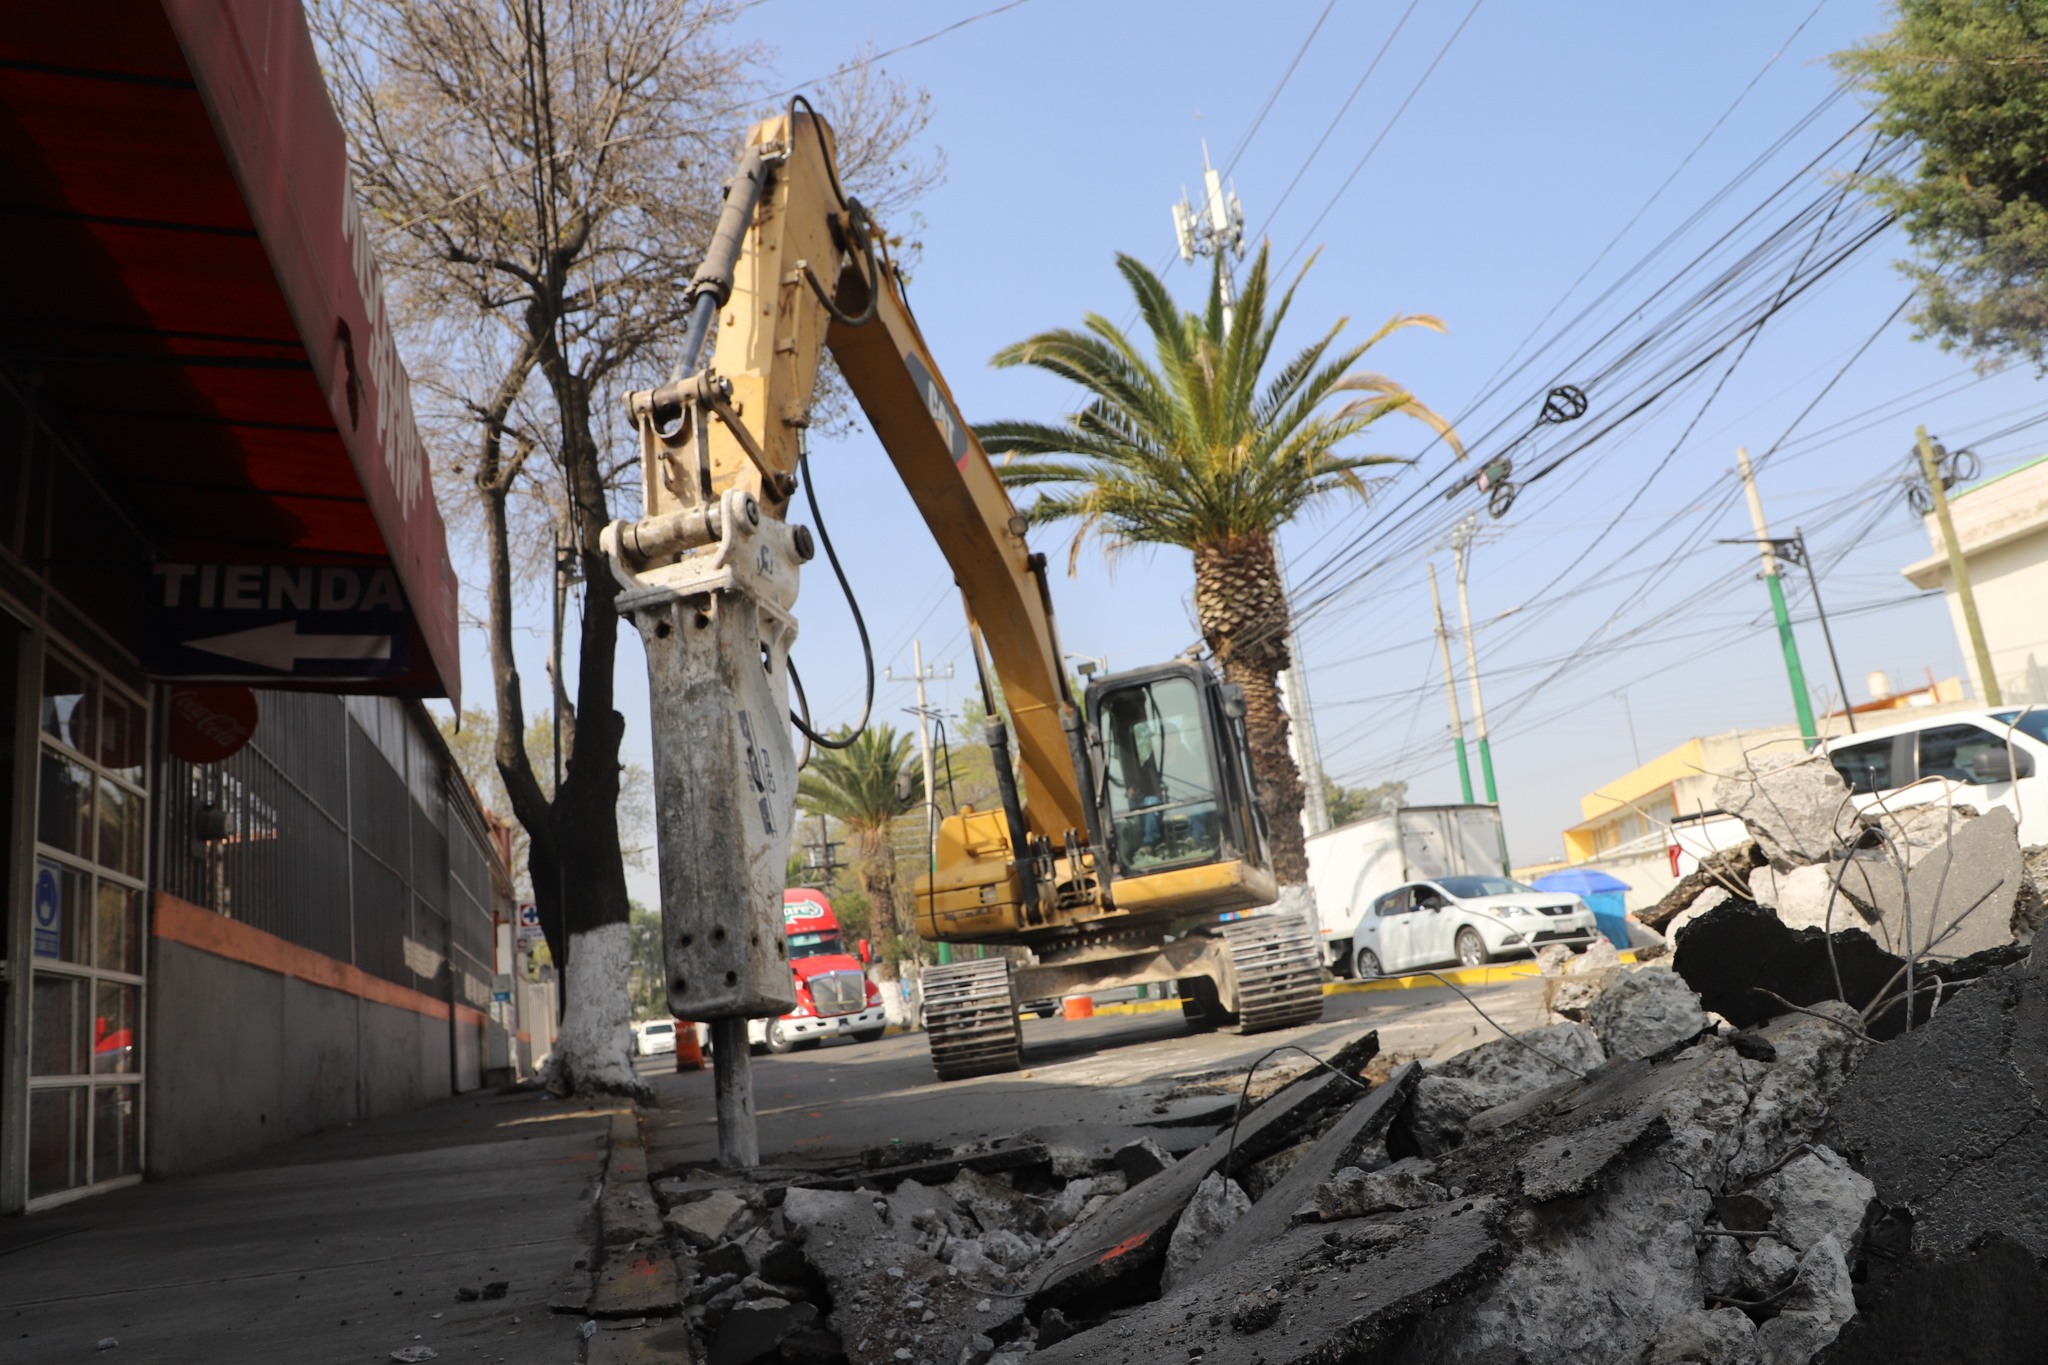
[1789,530,1855,733]
[1449,515,1498,805]
[1172,148,1330,836]
[800,814,843,888]
[1915,427,2002,706]
[1426,562,1475,804]
[1734,447,1818,743]
[1450,515,1511,875]
[886,640,954,961]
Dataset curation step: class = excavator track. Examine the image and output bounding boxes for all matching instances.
[1223,912,1325,1034]
[922,956,1022,1081]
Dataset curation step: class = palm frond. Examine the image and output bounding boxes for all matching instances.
[985,245,1460,561]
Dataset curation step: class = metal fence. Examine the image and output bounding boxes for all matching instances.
[158,692,505,996]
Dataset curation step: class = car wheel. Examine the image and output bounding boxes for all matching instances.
[1456,928,1489,968]
[764,1021,797,1055]
[853,1027,886,1044]
[1355,948,1383,980]
[1034,1007,1058,1020]
[795,1038,824,1052]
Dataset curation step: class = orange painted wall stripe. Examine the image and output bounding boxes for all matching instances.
[153,892,487,1027]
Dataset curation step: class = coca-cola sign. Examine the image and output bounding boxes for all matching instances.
[167,685,259,765]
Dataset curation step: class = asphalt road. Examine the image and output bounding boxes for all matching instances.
[638,975,1553,1173]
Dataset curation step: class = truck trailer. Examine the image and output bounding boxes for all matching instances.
[1305,804,1509,976]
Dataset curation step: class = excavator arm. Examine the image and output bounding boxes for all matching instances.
[606,109,1303,1152]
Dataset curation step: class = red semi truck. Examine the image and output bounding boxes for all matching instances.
[743,889,888,1053]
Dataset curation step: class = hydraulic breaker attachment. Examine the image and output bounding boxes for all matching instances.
[603,478,811,1165]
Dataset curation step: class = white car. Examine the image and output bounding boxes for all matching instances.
[631,1019,678,1057]
[1350,876,1600,977]
[1820,708,2048,846]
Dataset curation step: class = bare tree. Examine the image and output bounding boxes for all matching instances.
[316,0,940,1095]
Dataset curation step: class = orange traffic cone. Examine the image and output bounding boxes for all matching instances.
[674,1020,706,1071]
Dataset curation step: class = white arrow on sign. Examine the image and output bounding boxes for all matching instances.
[184,620,395,669]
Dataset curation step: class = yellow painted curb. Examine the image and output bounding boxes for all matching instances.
[1090,949,1643,1007]
[1329,949,1640,995]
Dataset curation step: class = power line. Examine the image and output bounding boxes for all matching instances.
[1272,0,1487,278]
[1247,0,1424,242]
[728,0,1040,117]
[1270,112,1887,638]
[1217,0,1339,179]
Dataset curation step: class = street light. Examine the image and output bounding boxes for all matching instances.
[1717,529,1856,734]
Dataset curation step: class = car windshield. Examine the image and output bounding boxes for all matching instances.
[788,930,843,959]
[1991,711,2048,747]
[643,1022,674,1035]
[1434,876,1539,898]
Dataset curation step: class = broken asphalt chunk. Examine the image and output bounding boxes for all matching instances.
[1026,1043,1389,1314]
[1032,1199,1503,1365]
[1184,1064,1422,1281]
[1832,949,2048,1259]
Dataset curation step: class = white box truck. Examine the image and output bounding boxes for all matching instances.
[1305,805,1508,976]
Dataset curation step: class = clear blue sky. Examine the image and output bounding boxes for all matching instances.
[442,0,2046,903]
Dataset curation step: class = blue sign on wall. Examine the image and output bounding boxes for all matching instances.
[142,563,412,681]
[32,861,61,959]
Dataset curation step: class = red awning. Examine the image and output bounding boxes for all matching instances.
[0,1,461,701]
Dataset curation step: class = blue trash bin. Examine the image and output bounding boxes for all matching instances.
[1532,870,1634,950]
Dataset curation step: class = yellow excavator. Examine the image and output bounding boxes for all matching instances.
[602,105,1321,1153]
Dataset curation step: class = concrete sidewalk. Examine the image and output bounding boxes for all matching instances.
[0,1085,623,1364]
[0,975,1561,1365]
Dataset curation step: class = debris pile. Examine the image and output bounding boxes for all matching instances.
[644,762,2048,1362]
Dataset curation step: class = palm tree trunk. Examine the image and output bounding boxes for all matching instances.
[857,826,909,940]
[1193,533,1310,884]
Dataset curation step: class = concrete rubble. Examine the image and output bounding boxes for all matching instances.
[636,773,2048,1363]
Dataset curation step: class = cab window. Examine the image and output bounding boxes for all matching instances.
[1829,738,1898,795]
[1100,676,1221,872]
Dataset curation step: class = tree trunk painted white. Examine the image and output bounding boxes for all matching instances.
[873,967,915,1031]
[538,921,651,1100]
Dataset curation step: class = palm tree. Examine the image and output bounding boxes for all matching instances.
[797,724,923,940]
[980,245,1461,885]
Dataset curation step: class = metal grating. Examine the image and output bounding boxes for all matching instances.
[159,693,510,988]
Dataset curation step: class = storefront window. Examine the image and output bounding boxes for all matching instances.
[97,777,143,876]
[30,973,86,1076]
[36,750,92,857]
[28,1090,83,1201]
[26,644,147,1205]
[93,1086,139,1183]
[94,881,141,975]
[40,653,91,750]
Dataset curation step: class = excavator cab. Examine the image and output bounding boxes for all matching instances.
[1087,662,1271,902]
